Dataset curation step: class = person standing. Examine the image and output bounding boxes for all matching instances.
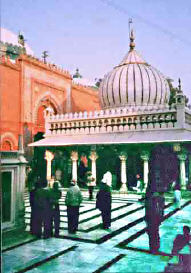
[133,174,144,193]
[174,183,181,208]
[78,158,88,187]
[50,181,62,237]
[29,181,40,235]
[96,181,112,230]
[86,171,96,200]
[145,191,165,253]
[101,171,112,187]
[34,179,52,239]
[65,180,83,234]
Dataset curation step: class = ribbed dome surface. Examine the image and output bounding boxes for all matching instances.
[99,32,170,110]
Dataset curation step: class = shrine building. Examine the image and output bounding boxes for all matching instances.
[29,30,191,193]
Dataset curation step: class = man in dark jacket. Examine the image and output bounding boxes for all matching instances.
[145,191,165,253]
[50,181,62,237]
[65,180,83,234]
[96,182,112,230]
[34,179,52,238]
[29,180,40,235]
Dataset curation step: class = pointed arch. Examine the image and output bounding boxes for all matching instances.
[1,132,18,150]
[33,92,62,124]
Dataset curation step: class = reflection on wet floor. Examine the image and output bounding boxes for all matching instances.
[2,191,191,273]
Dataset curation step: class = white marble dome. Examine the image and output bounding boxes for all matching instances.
[99,31,170,110]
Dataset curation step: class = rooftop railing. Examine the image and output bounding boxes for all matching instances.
[45,106,179,136]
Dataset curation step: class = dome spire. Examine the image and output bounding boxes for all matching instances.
[129,18,135,51]
[178,78,182,93]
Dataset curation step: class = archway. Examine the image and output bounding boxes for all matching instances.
[36,102,57,133]
[2,140,12,151]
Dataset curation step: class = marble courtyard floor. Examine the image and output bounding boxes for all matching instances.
[2,190,191,273]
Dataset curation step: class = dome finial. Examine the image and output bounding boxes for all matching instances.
[178,78,182,92]
[129,18,135,51]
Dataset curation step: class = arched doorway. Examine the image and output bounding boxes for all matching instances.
[36,102,57,133]
[2,140,12,151]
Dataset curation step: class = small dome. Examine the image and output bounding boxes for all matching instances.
[99,30,170,110]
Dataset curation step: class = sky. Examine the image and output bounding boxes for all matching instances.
[2,0,191,101]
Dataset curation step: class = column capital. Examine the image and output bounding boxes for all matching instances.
[177,153,187,161]
[119,152,127,161]
[140,151,150,161]
[44,150,54,161]
[70,151,78,161]
[89,150,98,161]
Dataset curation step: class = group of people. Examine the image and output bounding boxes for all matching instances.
[65,170,112,233]
[29,170,113,237]
[29,170,190,270]
[30,179,62,238]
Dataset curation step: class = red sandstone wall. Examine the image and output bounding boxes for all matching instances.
[71,84,101,112]
[0,61,21,150]
[0,54,101,154]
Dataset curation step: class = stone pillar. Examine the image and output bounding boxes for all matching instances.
[45,150,54,182]
[140,152,150,192]
[119,153,127,192]
[16,151,28,229]
[70,151,78,182]
[89,150,98,182]
[177,153,187,190]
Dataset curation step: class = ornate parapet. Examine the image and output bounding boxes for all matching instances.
[44,106,178,137]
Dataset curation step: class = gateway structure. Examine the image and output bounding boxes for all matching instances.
[30,31,191,192]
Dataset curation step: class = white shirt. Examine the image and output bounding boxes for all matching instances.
[102,171,112,187]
